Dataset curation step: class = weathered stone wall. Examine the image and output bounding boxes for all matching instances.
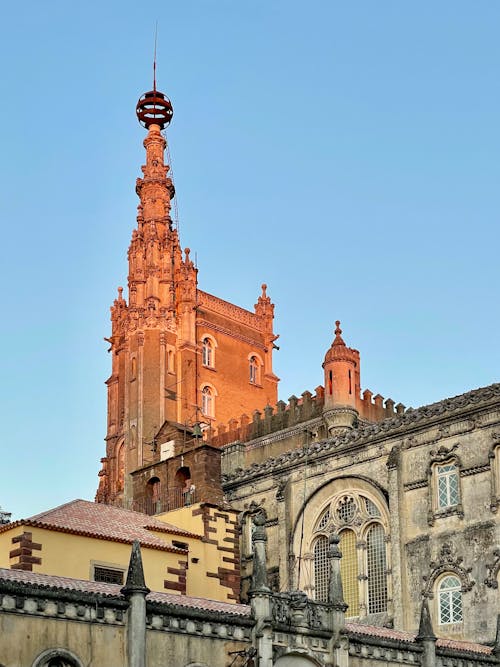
[222,383,500,645]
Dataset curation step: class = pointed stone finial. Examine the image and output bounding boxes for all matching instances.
[416,598,436,641]
[185,247,190,261]
[121,540,150,596]
[333,320,345,346]
[261,283,267,297]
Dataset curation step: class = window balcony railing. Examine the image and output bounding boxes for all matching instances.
[133,487,198,516]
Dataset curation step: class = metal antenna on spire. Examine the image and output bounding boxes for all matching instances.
[153,21,158,92]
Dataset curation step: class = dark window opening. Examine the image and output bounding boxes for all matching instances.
[94,566,124,585]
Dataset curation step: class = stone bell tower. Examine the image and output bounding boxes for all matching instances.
[96,80,279,509]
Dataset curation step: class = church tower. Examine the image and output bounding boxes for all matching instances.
[96,81,279,510]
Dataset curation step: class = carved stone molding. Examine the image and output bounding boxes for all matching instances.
[422,543,475,597]
[484,549,500,589]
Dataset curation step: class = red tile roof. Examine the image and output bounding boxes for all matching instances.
[0,568,250,616]
[0,499,199,552]
[345,622,493,656]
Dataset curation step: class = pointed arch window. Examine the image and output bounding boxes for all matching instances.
[309,490,389,618]
[437,575,463,624]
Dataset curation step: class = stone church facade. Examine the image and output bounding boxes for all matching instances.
[221,340,500,644]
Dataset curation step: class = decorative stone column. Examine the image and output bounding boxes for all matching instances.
[249,510,273,667]
[121,540,150,667]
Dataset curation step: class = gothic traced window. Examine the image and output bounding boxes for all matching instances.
[310,490,388,618]
[437,574,463,625]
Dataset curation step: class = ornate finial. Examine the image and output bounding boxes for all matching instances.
[184,247,190,262]
[333,320,345,346]
[118,286,123,299]
[261,283,267,297]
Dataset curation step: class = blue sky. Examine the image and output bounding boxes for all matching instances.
[1,2,499,520]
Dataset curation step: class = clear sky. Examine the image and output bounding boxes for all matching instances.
[1,2,499,520]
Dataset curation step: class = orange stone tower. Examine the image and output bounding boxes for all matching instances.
[96,83,278,510]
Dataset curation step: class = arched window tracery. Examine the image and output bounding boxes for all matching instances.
[309,490,389,618]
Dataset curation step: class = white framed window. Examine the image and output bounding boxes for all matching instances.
[201,385,214,417]
[436,463,460,508]
[201,336,216,368]
[437,574,463,624]
[248,353,262,385]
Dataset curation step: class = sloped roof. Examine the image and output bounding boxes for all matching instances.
[0,499,199,552]
[0,568,250,616]
[345,622,493,656]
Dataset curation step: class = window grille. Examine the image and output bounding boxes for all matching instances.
[340,529,359,616]
[363,497,381,517]
[438,575,462,624]
[93,566,124,585]
[437,464,460,508]
[337,496,356,523]
[313,536,330,602]
[366,523,388,613]
[317,508,330,531]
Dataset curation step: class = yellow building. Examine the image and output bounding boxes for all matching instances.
[0,499,239,603]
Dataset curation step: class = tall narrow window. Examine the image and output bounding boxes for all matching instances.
[202,337,214,367]
[339,529,359,616]
[438,575,462,624]
[167,349,175,373]
[437,463,460,508]
[201,386,214,417]
[366,523,387,613]
[249,356,259,384]
[313,536,329,602]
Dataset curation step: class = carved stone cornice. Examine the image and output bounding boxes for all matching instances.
[223,383,500,486]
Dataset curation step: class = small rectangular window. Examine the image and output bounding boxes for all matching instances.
[437,464,460,508]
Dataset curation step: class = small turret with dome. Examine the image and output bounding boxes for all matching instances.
[322,321,360,433]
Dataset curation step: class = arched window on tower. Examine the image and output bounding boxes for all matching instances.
[146,477,161,515]
[249,355,260,384]
[202,337,214,368]
[201,386,214,418]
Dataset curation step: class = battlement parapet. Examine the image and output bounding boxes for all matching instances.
[212,385,404,448]
[211,389,325,447]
